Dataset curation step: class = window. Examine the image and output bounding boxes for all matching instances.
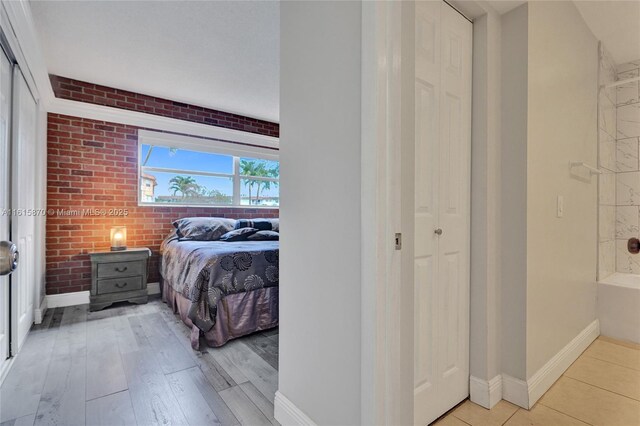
[138,130,279,207]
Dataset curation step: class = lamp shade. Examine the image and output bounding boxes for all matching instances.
[110,226,127,251]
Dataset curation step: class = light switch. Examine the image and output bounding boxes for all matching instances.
[557,195,564,218]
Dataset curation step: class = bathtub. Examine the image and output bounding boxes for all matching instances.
[597,272,640,344]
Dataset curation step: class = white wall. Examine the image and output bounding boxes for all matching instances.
[469,5,503,387]
[499,0,599,382]
[279,2,362,424]
[526,0,598,377]
[500,3,529,380]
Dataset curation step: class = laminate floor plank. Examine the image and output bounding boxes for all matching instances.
[216,340,278,401]
[243,332,279,370]
[85,390,136,426]
[85,316,128,401]
[166,368,223,425]
[34,305,88,426]
[0,413,36,426]
[219,385,272,426]
[0,325,58,422]
[239,381,278,425]
[1,298,280,426]
[121,349,189,426]
[137,313,196,374]
[157,307,237,391]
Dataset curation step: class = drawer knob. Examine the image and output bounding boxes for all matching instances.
[115,266,128,272]
[115,282,128,289]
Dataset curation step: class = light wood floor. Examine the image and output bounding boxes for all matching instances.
[0,296,279,426]
[433,336,640,426]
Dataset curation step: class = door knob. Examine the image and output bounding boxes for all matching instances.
[434,228,443,236]
[0,241,18,276]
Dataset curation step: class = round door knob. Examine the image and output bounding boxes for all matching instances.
[0,241,18,276]
[434,228,443,236]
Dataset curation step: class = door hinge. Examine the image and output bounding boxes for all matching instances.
[395,233,402,250]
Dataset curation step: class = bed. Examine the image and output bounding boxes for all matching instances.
[160,218,279,349]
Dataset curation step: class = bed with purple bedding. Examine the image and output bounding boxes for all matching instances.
[160,227,279,349]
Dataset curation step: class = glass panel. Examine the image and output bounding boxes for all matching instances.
[240,178,279,206]
[141,144,233,174]
[239,157,280,179]
[141,170,233,205]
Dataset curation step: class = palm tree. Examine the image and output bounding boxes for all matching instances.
[240,160,263,204]
[169,175,198,199]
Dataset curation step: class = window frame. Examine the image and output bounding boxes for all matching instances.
[137,130,279,208]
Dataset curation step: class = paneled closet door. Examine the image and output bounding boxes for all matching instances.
[414,2,472,425]
[0,49,12,373]
[10,67,36,354]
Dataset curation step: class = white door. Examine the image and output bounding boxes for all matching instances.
[414,2,472,425]
[0,49,12,375]
[10,67,36,354]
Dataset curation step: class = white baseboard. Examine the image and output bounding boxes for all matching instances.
[274,391,316,426]
[470,374,502,409]
[45,282,162,309]
[502,374,529,408]
[148,282,161,295]
[46,290,90,308]
[502,319,600,409]
[34,296,48,324]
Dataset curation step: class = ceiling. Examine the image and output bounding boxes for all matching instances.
[486,1,640,65]
[574,1,640,65]
[30,0,279,122]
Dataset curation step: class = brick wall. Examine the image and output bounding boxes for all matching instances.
[46,78,279,295]
[50,75,279,138]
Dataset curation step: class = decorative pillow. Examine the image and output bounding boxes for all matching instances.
[247,230,280,241]
[172,217,236,241]
[220,227,259,242]
[235,218,279,232]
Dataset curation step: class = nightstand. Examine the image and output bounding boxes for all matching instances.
[89,248,151,311]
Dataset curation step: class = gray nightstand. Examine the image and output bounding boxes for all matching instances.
[89,248,151,311]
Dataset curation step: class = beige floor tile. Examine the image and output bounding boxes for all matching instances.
[599,335,640,351]
[432,413,471,426]
[539,376,640,426]
[584,339,640,371]
[451,400,518,426]
[504,406,589,426]
[565,356,640,400]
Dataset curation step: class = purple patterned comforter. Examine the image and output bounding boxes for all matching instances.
[160,235,279,332]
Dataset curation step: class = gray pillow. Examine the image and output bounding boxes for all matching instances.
[247,230,279,241]
[220,227,259,241]
[235,218,279,232]
[172,217,236,241]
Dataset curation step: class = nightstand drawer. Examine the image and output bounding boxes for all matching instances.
[97,276,143,295]
[97,261,143,278]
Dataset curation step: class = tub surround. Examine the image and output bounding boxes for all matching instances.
[598,45,617,279]
[615,59,640,273]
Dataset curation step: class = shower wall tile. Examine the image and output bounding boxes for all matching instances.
[616,239,640,273]
[600,205,616,241]
[617,68,639,106]
[600,171,616,206]
[616,205,639,239]
[600,47,618,104]
[616,171,640,205]
[617,103,640,139]
[600,95,617,138]
[599,129,616,171]
[616,137,639,172]
[618,60,640,73]
[599,240,615,280]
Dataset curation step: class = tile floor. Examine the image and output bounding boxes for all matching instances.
[433,336,640,426]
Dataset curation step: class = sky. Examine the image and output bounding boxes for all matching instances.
[140,144,279,201]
